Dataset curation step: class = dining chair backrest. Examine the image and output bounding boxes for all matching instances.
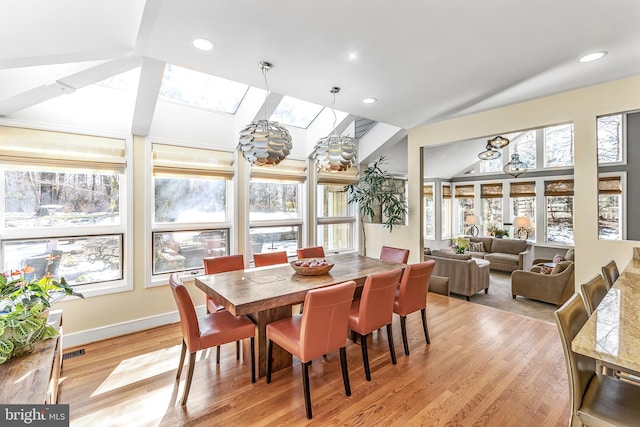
[380,246,410,264]
[254,251,288,267]
[299,281,356,361]
[395,260,435,316]
[554,293,596,424]
[358,268,403,333]
[169,273,201,351]
[580,274,608,315]
[203,254,244,274]
[601,260,619,290]
[297,246,325,259]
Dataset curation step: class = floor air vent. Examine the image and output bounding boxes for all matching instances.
[62,349,85,360]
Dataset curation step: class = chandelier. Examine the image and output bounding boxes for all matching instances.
[477,141,501,160]
[311,87,357,172]
[238,61,292,166]
[488,135,510,149]
[504,153,528,177]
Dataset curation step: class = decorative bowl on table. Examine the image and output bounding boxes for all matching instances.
[290,258,334,275]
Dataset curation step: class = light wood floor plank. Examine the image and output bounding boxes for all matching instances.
[59,293,571,426]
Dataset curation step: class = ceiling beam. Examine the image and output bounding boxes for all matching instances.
[131,57,165,136]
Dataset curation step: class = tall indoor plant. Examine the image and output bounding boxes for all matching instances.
[345,156,408,255]
[0,256,83,364]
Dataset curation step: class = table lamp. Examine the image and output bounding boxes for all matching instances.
[465,215,481,236]
[513,216,532,239]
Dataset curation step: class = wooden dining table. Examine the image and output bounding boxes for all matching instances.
[194,252,406,378]
[572,256,640,377]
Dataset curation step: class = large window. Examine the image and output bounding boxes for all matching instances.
[441,184,451,239]
[510,181,536,240]
[545,179,574,244]
[151,143,233,277]
[0,126,127,294]
[544,124,574,168]
[454,185,474,235]
[423,183,435,240]
[249,159,306,262]
[598,176,623,240]
[316,169,357,252]
[511,130,536,169]
[481,183,503,235]
[597,114,623,164]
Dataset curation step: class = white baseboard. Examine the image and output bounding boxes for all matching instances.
[62,305,207,350]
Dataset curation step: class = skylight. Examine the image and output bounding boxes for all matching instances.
[270,96,324,128]
[159,64,249,114]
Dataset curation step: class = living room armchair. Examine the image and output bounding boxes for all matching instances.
[511,261,575,306]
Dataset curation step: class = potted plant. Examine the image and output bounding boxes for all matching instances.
[452,237,470,254]
[487,223,509,238]
[0,255,83,364]
[345,156,408,255]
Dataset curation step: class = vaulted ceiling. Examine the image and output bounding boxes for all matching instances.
[1,0,639,175]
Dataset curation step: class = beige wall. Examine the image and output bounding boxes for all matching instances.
[56,75,640,347]
[407,75,640,287]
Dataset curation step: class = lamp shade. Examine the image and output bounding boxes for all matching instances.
[513,216,531,228]
[465,215,481,225]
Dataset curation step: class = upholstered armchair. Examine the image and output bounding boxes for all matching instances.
[511,261,575,306]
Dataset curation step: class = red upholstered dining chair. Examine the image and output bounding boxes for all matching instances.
[297,246,325,259]
[349,268,403,381]
[380,245,410,263]
[393,260,436,355]
[202,254,245,362]
[169,273,256,406]
[254,250,288,267]
[266,281,356,419]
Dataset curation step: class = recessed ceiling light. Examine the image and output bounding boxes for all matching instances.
[362,97,377,104]
[348,52,358,61]
[579,51,607,63]
[192,38,215,51]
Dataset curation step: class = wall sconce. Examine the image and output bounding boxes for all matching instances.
[465,215,482,236]
[513,216,532,239]
[504,153,528,178]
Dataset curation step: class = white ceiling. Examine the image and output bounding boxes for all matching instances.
[1,0,639,132]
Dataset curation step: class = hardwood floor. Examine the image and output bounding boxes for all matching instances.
[59,293,571,426]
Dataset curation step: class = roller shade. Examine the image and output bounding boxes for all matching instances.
[510,181,536,197]
[317,167,358,185]
[544,179,574,196]
[442,184,451,199]
[0,125,126,172]
[423,184,434,197]
[598,176,622,195]
[481,183,503,198]
[250,158,307,182]
[454,184,474,198]
[152,143,234,179]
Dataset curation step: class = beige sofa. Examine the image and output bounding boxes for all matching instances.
[511,261,575,306]
[424,251,490,300]
[466,237,533,272]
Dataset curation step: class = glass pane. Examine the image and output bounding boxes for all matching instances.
[249,226,299,259]
[483,198,503,236]
[457,198,474,235]
[2,235,123,286]
[270,96,325,128]
[4,170,121,228]
[154,176,226,223]
[512,197,536,240]
[441,198,451,239]
[317,223,354,252]
[249,182,299,221]
[159,64,249,114]
[599,194,621,240]
[511,130,536,168]
[597,114,623,163]
[317,185,352,217]
[424,191,434,240]
[544,124,574,167]
[152,230,228,275]
[479,154,503,173]
[546,196,574,244]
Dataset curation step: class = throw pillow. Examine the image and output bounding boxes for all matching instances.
[468,241,485,252]
[552,253,565,263]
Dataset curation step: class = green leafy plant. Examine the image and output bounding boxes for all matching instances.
[487,223,509,238]
[452,237,469,254]
[0,256,83,364]
[345,156,408,254]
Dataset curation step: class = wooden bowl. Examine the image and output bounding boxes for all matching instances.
[290,258,335,276]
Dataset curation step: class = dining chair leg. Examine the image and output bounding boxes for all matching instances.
[421,308,430,345]
[386,324,397,365]
[339,347,351,396]
[236,341,240,360]
[181,352,197,406]
[400,316,410,356]
[351,330,357,344]
[250,337,256,383]
[176,340,187,380]
[360,333,371,381]
[302,361,312,419]
[216,345,221,364]
[266,339,273,383]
